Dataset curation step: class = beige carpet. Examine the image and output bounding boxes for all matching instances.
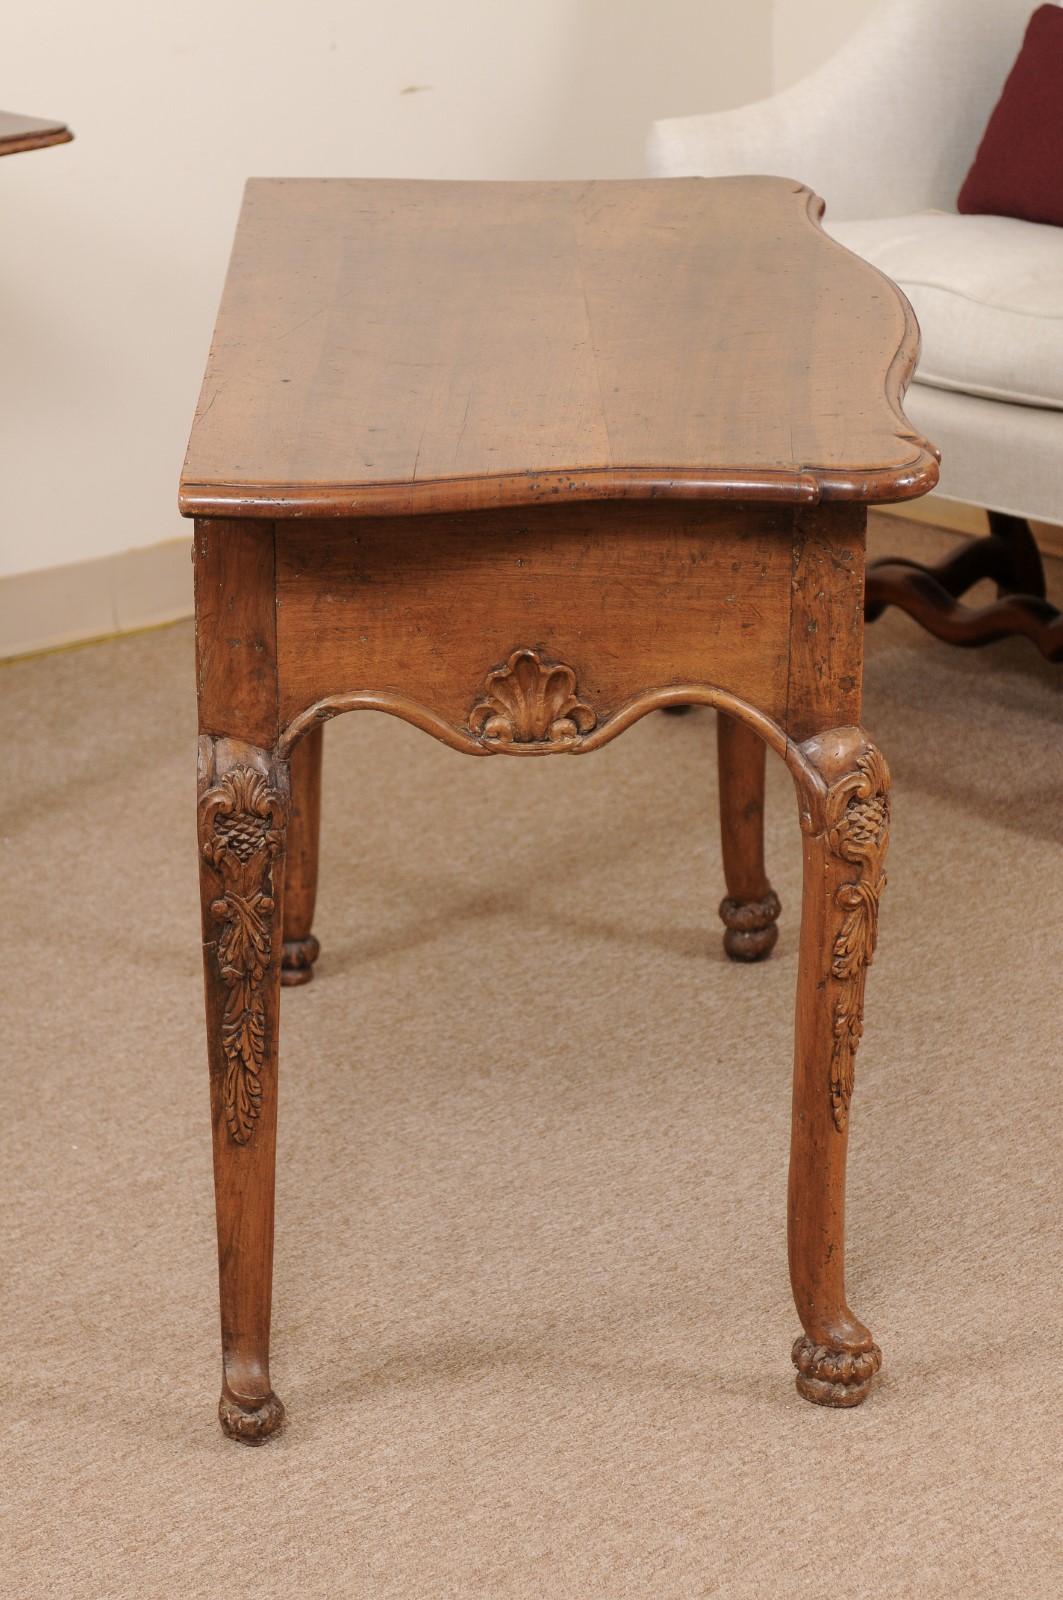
[2,517,1061,1599]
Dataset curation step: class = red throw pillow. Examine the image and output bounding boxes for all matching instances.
[958,4,1063,226]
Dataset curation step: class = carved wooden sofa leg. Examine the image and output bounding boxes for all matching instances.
[198,736,288,1443]
[865,511,1063,660]
[987,510,1048,598]
[786,728,889,1407]
[282,722,323,986]
[717,712,780,961]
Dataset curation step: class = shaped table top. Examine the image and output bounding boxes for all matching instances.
[180,176,938,521]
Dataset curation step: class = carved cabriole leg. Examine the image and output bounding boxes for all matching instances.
[788,728,890,1407]
[716,712,780,961]
[198,735,289,1443]
[282,722,323,986]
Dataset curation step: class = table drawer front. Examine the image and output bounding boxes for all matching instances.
[274,503,796,741]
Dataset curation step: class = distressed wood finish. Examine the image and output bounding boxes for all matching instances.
[716,715,779,962]
[197,737,288,1441]
[282,724,323,985]
[789,731,891,1405]
[273,503,794,735]
[0,110,72,158]
[186,176,937,1440]
[193,521,279,749]
[180,176,937,521]
[787,506,866,741]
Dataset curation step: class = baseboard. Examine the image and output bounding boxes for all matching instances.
[880,494,1063,561]
[0,538,193,660]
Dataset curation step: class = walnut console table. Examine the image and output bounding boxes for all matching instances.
[181,177,938,1442]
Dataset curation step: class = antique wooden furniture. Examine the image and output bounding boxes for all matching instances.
[182,176,938,1442]
[649,0,1063,660]
[0,110,72,158]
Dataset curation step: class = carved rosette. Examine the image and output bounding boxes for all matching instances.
[823,749,890,1132]
[199,765,286,1144]
[469,649,595,749]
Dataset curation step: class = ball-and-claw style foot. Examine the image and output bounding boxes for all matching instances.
[791,1336,882,1408]
[719,890,781,962]
[218,1390,286,1444]
[281,934,320,987]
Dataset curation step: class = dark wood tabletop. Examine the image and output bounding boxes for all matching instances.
[0,110,72,158]
[180,176,938,522]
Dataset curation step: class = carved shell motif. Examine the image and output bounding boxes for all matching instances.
[469,649,596,748]
[200,766,286,1144]
[824,749,890,1132]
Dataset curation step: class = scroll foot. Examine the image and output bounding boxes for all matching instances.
[792,1336,882,1408]
[218,1389,286,1444]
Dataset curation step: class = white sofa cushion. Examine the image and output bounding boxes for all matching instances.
[825,211,1063,410]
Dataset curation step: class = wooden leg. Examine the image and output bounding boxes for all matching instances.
[788,730,889,1407]
[198,736,288,1443]
[717,712,780,961]
[282,723,323,986]
[865,512,1063,660]
[987,510,1046,598]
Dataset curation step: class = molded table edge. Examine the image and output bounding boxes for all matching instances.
[179,182,940,521]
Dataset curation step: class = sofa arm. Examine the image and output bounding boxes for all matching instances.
[648,0,1030,222]
[647,88,875,211]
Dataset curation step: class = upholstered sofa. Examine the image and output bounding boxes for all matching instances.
[648,0,1062,656]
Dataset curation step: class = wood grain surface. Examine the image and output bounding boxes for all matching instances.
[186,173,935,1437]
[180,177,938,521]
[271,502,794,732]
[0,110,72,157]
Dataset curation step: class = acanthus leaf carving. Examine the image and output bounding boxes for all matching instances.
[823,749,890,1132]
[469,649,596,748]
[199,764,286,1145]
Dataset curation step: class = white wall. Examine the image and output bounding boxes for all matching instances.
[772,0,877,88]
[2,0,772,586]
